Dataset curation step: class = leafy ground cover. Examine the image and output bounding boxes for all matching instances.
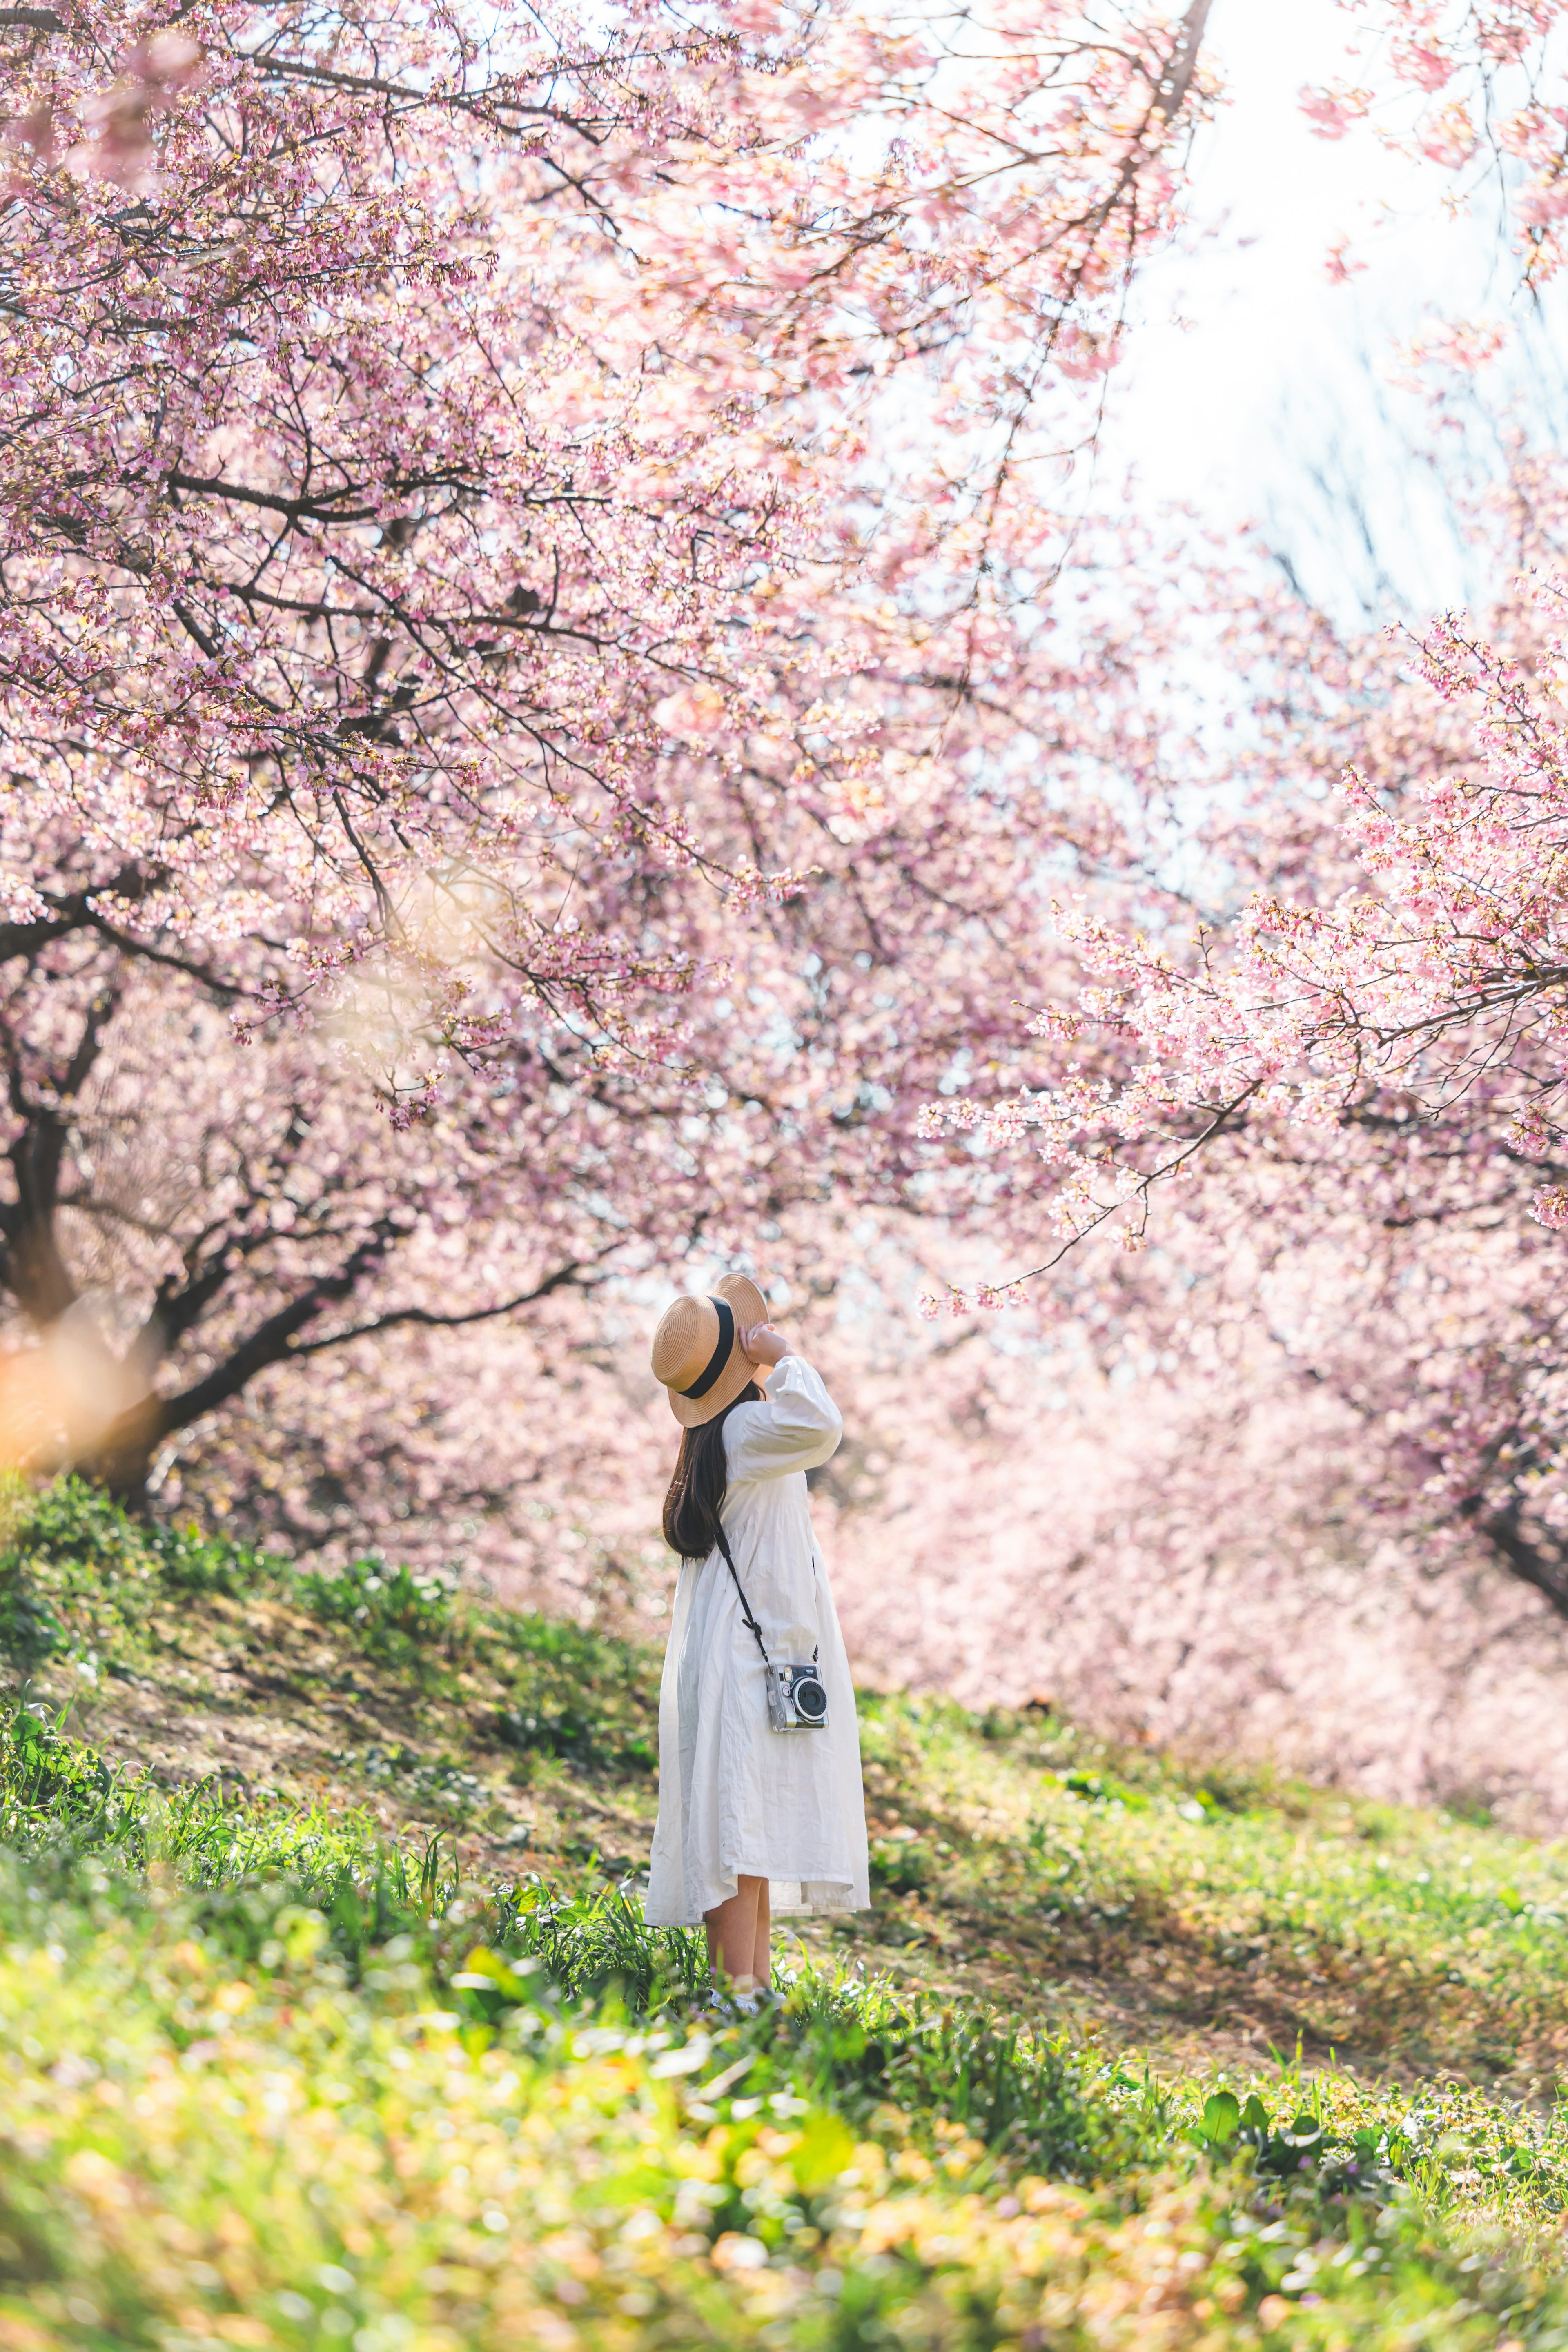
[4,1483,1568,2346]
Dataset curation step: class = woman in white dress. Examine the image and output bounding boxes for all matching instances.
[644,1273,870,1993]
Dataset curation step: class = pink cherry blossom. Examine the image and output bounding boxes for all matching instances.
[0,0,1221,1492]
[1306,2,1568,282]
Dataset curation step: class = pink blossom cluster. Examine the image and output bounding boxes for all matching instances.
[923,563,1568,1286]
[1305,2,1568,281]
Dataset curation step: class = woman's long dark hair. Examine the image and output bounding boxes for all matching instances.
[662,1385,763,1559]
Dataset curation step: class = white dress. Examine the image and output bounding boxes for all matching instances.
[644,1356,871,1927]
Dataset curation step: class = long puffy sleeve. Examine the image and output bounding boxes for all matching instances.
[724,1355,842,1481]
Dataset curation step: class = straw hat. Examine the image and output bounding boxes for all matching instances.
[650,1273,769,1427]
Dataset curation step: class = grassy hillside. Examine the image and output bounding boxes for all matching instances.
[4,1484,1568,2347]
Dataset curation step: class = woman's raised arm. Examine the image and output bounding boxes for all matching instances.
[726,1352,843,1480]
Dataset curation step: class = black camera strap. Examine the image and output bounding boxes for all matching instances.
[712,1524,819,1668]
[713,1524,772,1666]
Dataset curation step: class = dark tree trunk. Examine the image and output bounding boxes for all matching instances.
[1470,1502,1568,1622]
[75,1405,163,1509]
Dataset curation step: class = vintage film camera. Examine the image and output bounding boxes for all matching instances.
[713,1527,829,1733]
[766,1658,829,1732]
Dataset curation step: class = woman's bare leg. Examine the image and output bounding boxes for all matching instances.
[704,1875,766,1988]
[751,1878,771,1988]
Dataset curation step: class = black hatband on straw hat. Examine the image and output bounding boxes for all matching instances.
[678,1297,735,1400]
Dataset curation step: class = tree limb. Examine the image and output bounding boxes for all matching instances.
[279,1256,596,1357]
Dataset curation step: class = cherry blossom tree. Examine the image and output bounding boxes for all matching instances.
[0,0,1222,1491]
[820,1321,1568,1833]
[913,368,1568,1625]
[899,2,1568,1645]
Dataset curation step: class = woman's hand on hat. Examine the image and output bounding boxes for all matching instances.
[743,1323,790,1371]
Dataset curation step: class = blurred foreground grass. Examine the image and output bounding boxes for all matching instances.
[4,1483,1568,2345]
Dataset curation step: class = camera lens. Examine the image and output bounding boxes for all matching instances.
[794,1673,827,1722]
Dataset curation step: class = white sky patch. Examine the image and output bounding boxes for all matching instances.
[1102,0,1560,621]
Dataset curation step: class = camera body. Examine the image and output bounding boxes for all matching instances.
[766,1660,829,1731]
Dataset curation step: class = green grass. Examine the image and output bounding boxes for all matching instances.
[846,1692,1568,2081]
[4,1481,1568,2345]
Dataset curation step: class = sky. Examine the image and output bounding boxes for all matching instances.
[1107,0,1550,619]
